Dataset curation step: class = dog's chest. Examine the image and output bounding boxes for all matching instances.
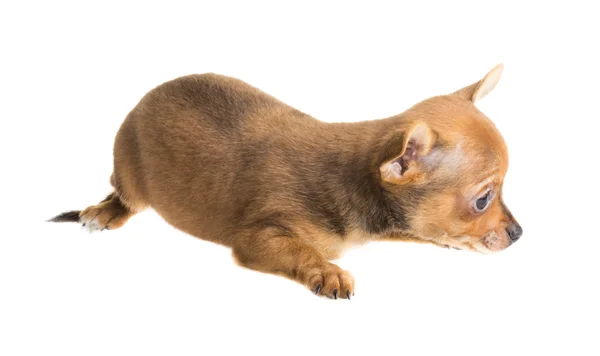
[299,226,379,260]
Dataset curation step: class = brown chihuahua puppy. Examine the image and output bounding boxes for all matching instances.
[51,64,522,299]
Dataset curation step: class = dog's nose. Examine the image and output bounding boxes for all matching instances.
[506,223,523,242]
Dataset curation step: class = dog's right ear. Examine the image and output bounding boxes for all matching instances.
[379,122,434,185]
[452,64,504,103]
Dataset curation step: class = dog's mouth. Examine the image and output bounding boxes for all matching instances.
[439,231,508,254]
[468,231,511,254]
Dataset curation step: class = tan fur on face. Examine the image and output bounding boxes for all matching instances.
[399,94,515,252]
[50,65,521,297]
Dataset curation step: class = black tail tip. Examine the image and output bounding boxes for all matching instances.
[48,210,81,223]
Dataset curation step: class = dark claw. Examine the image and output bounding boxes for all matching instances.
[347,291,351,300]
[333,289,338,300]
[82,223,86,227]
[315,284,322,295]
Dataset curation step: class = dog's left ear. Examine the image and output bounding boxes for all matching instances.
[452,64,504,103]
[379,122,434,184]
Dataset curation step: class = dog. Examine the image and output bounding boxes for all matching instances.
[50,64,522,299]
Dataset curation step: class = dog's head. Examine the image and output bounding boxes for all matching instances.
[379,64,521,253]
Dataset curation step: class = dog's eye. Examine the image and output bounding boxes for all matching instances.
[474,191,491,212]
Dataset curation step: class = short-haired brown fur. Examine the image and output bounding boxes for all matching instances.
[50,65,522,299]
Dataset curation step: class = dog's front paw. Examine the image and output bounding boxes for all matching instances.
[303,263,354,299]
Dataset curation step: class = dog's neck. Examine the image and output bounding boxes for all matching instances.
[298,115,416,237]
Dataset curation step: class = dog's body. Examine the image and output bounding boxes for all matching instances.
[51,66,522,299]
[112,74,402,253]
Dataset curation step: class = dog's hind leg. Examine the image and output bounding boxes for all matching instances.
[79,193,137,231]
[49,192,138,232]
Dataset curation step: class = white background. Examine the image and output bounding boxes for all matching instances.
[1,1,599,355]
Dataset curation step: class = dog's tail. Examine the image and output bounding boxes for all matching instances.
[48,210,81,223]
[47,193,115,223]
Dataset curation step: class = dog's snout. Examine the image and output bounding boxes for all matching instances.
[506,222,523,242]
